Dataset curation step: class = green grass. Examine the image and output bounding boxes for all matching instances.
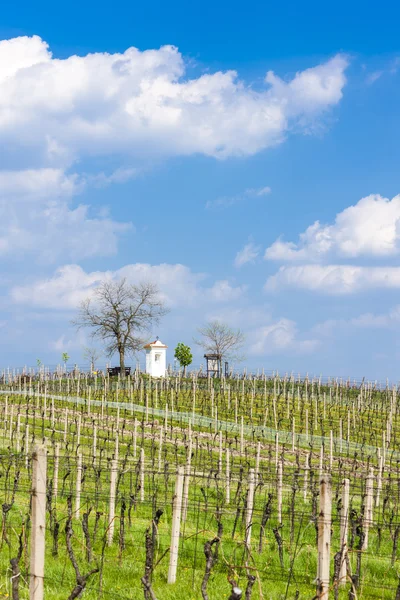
[0,378,400,599]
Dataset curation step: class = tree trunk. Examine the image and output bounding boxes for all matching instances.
[183,365,187,378]
[119,348,125,376]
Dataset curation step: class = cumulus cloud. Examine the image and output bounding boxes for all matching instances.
[248,318,318,355]
[265,194,400,262]
[234,242,261,267]
[51,331,87,352]
[0,168,81,198]
[11,264,322,362]
[0,168,131,262]
[265,264,400,294]
[207,279,247,301]
[313,305,400,335]
[204,304,317,356]
[10,263,245,310]
[11,265,110,309]
[0,35,349,168]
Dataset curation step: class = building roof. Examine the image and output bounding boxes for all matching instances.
[143,339,168,349]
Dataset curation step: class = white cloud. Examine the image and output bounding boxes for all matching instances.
[10,263,246,310]
[234,242,261,267]
[246,186,271,197]
[265,194,400,262]
[88,167,139,187]
[207,279,247,301]
[206,185,271,210]
[265,264,400,294]
[11,265,110,309]
[0,168,81,198]
[0,36,348,168]
[204,304,317,356]
[313,305,400,335]
[390,57,400,74]
[0,167,131,262]
[248,318,318,355]
[265,55,347,117]
[10,264,323,363]
[0,35,50,84]
[51,331,86,352]
[117,263,206,307]
[366,71,384,85]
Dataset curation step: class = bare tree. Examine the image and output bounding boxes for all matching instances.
[195,320,245,371]
[83,347,102,373]
[73,279,168,374]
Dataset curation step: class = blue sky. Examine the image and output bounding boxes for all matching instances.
[1,0,400,379]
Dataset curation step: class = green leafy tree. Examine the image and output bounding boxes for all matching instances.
[174,343,193,377]
[62,352,70,373]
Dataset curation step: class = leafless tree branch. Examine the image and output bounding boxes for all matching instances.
[195,320,246,365]
[72,279,169,372]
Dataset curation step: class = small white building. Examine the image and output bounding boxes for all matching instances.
[144,338,167,377]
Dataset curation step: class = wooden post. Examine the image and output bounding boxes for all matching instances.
[30,444,47,600]
[339,478,349,586]
[255,441,261,483]
[376,455,383,507]
[226,448,230,504]
[362,468,374,550]
[305,409,309,441]
[319,445,324,480]
[107,458,118,546]
[218,431,223,474]
[303,452,310,501]
[317,474,332,599]
[16,413,21,453]
[25,424,30,469]
[76,415,81,449]
[133,418,138,459]
[63,408,68,443]
[168,467,184,584]
[140,448,145,502]
[93,424,97,459]
[245,468,256,547]
[292,417,295,452]
[75,453,82,519]
[192,381,196,423]
[114,433,119,463]
[182,439,192,522]
[158,427,163,472]
[9,405,13,443]
[53,443,60,499]
[277,459,283,524]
